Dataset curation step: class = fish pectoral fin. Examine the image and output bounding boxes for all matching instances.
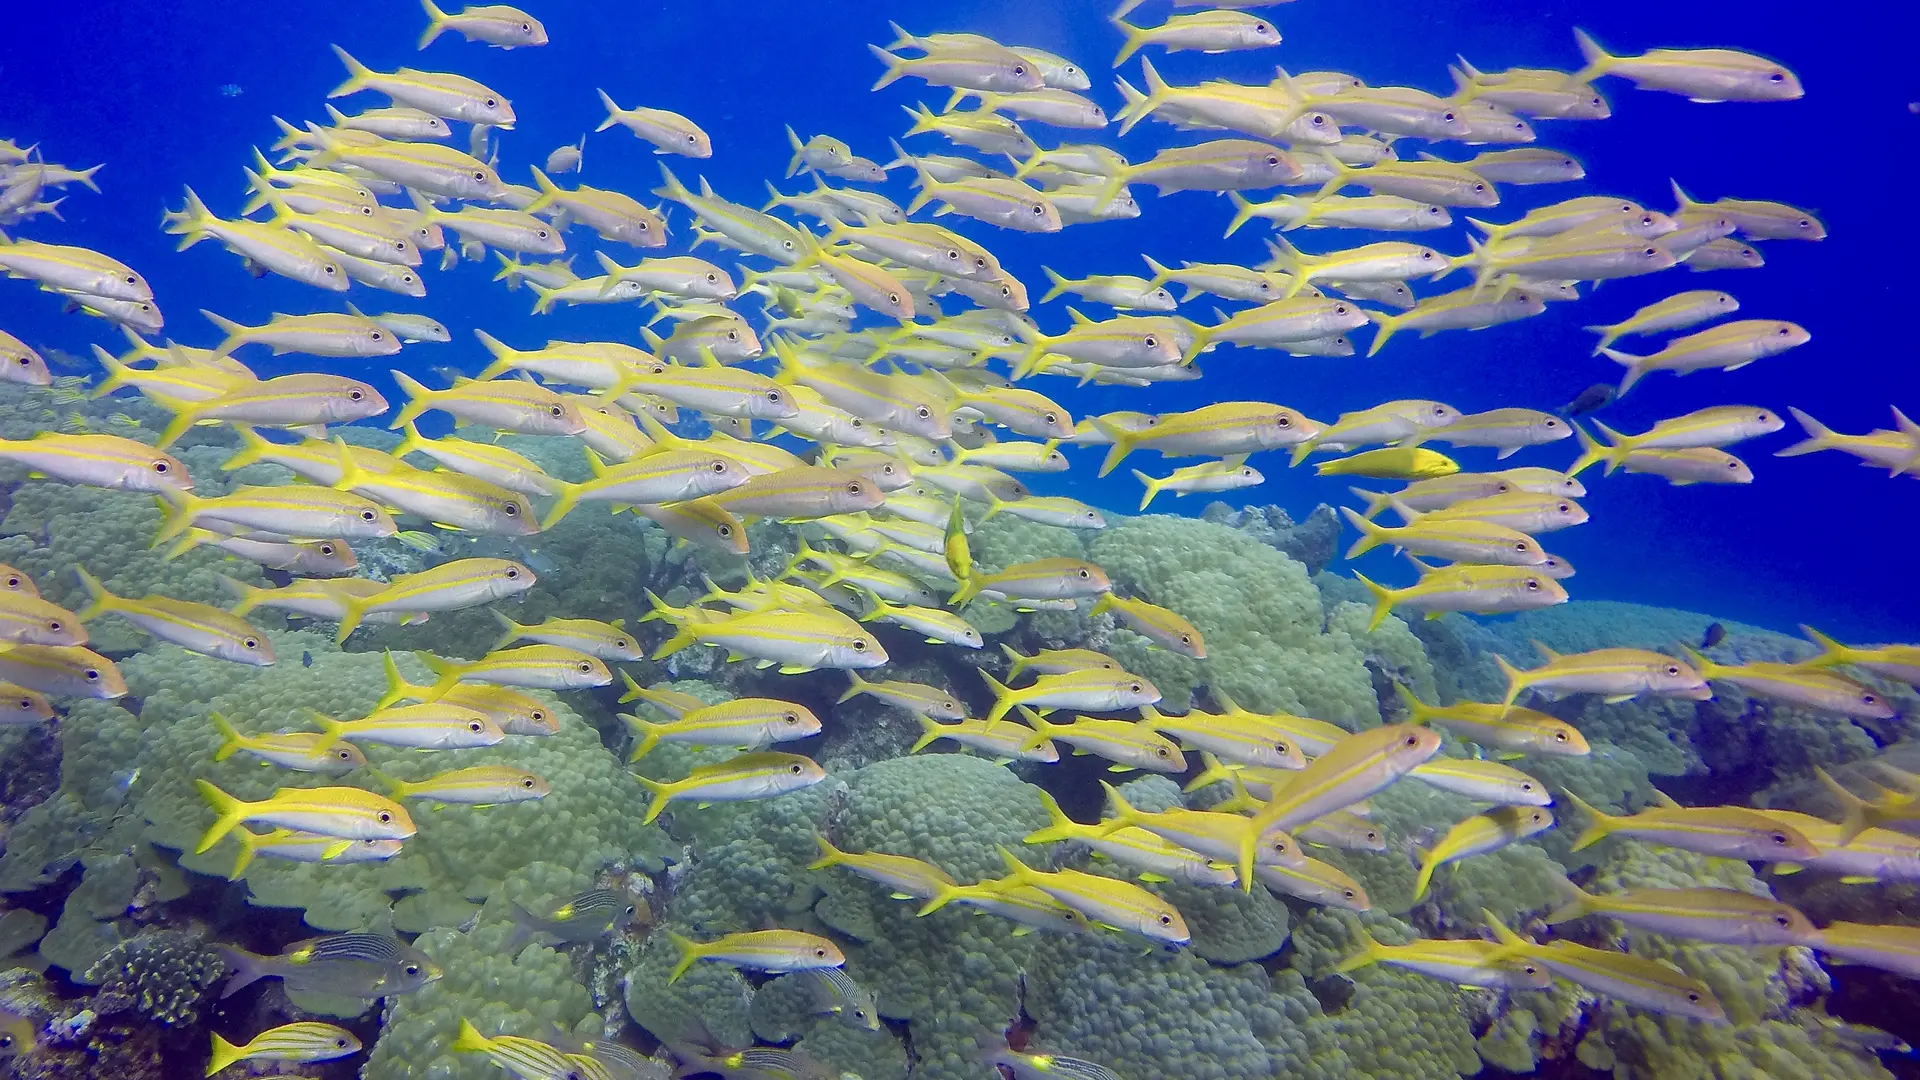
[1601,694,1635,704]
[1137,872,1170,883]
[1106,764,1137,773]
[1010,926,1033,936]
[1839,875,1878,885]
[889,892,915,900]
[778,664,815,675]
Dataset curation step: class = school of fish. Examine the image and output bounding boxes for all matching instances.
[2,1,1916,1077]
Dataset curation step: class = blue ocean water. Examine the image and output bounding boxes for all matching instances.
[3,0,1916,641]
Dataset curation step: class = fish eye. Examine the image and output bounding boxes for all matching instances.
[852,639,868,650]
[549,405,564,416]
[1687,991,1702,1002]
[126,274,138,284]
[915,405,931,418]
[349,389,364,400]
[789,762,804,773]
[1774,914,1792,927]
[505,503,519,516]
[325,264,338,274]
[469,720,484,732]
[727,330,738,340]
[1666,664,1681,675]
[244,637,259,649]
[1863,694,1880,705]
[404,962,420,975]
[1265,155,1280,166]
[474,171,487,180]
[1158,913,1173,925]
[15,699,28,709]
[1769,72,1784,82]
[717,524,733,537]
[578,662,593,672]
[532,709,548,721]
[1525,579,1540,591]
[521,777,536,788]
[688,134,698,143]
[361,510,377,521]
[1770,832,1790,845]
[1404,734,1419,747]
[379,811,394,823]
[505,567,520,578]
[1156,747,1169,758]
[84,668,101,681]
[152,460,170,472]
[337,748,355,760]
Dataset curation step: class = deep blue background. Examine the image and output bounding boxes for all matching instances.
[2,1,1916,639]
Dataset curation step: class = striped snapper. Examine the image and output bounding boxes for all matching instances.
[74,567,272,664]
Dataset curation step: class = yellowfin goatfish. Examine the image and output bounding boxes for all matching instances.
[622,697,821,760]
[389,370,585,435]
[414,646,611,698]
[1408,758,1553,805]
[194,781,415,852]
[633,752,826,824]
[911,714,1059,763]
[1585,290,1739,353]
[1256,724,1444,833]
[1016,710,1187,774]
[1682,647,1894,720]
[375,764,550,805]
[207,1023,361,1077]
[74,566,273,664]
[1027,789,1233,887]
[330,45,516,126]
[665,928,843,983]
[1094,402,1318,477]
[1251,853,1374,903]
[1411,805,1555,899]
[1340,503,1546,566]
[330,558,535,643]
[209,712,366,774]
[1546,874,1816,946]
[982,847,1190,944]
[0,432,190,493]
[1335,924,1551,990]
[1799,626,1920,687]
[1495,643,1709,712]
[1812,922,1920,980]
[308,703,504,750]
[225,830,403,879]
[808,835,959,900]
[1355,563,1567,631]
[418,1,547,49]
[596,89,711,157]
[1392,685,1589,756]
[0,643,125,698]
[0,231,151,302]
[1571,28,1801,103]
[1485,912,1726,1021]
[1562,789,1817,861]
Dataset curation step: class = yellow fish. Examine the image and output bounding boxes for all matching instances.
[1316,446,1459,480]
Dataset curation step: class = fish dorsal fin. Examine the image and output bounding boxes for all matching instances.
[1649,788,1680,809]
[1530,638,1560,661]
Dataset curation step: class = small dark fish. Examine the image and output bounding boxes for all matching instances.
[569,1039,670,1080]
[508,887,641,946]
[668,1044,830,1080]
[989,1046,1122,1080]
[1560,383,1615,416]
[302,650,314,668]
[1700,623,1727,650]
[216,934,441,1000]
[792,966,880,1031]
